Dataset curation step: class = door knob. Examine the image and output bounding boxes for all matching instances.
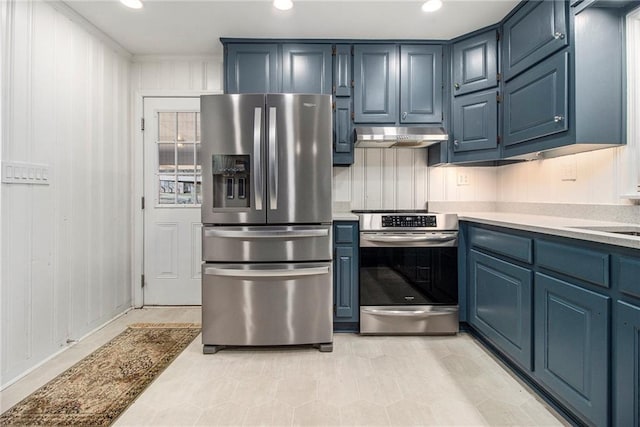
[554,32,565,40]
[402,112,408,120]
[453,139,459,147]
[454,83,460,90]
[554,115,564,123]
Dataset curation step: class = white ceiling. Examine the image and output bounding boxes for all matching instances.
[63,0,520,56]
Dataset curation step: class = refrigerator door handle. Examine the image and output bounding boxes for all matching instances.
[204,228,329,239]
[204,266,329,278]
[268,106,278,210]
[253,107,263,211]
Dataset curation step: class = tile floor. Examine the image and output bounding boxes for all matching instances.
[1,307,567,426]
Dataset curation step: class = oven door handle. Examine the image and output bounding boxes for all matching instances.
[361,307,456,317]
[361,234,457,243]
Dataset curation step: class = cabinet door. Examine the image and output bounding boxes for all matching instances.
[503,52,568,147]
[400,45,442,123]
[452,30,498,96]
[353,45,397,123]
[469,250,533,370]
[333,98,353,165]
[333,44,352,97]
[282,44,332,94]
[502,0,568,81]
[226,44,279,93]
[334,246,357,320]
[615,300,640,427]
[452,90,498,153]
[534,273,609,427]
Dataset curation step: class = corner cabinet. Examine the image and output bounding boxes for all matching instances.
[449,28,500,163]
[333,221,359,332]
[353,44,442,125]
[462,221,640,427]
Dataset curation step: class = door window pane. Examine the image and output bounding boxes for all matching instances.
[177,143,195,173]
[177,112,196,142]
[158,143,176,173]
[159,174,176,204]
[177,176,197,204]
[158,112,176,141]
[196,113,201,141]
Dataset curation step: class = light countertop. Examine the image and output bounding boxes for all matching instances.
[333,211,359,221]
[459,212,640,250]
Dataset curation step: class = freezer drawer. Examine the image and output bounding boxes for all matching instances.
[202,262,333,347]
[202,225,332,262]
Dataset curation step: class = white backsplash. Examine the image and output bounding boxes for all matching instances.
[333,148,429,210]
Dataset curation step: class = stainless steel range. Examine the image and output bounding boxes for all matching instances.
[354,210,459,335]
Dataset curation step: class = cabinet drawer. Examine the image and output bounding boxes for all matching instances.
[613,255,640,299]
[537,240,609,288]
[502,0,568,81]
[469,227,533,264]
[334,222,357,244]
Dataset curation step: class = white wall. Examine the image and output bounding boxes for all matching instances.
[1,0,132,388]
[333,148,431,210]
[131,55,222,92]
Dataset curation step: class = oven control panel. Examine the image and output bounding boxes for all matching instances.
[382,215,437,228]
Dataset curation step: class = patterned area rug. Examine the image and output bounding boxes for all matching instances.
[0,323,201,426]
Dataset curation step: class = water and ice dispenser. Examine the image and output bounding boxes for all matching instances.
[211,155,250,208]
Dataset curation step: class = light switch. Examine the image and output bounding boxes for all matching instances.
[2,161,51,185]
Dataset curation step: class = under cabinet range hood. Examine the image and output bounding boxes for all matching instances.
[355,126,448,148]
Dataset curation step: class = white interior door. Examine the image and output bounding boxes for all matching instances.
[143,97,201,305]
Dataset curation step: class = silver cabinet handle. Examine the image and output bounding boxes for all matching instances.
[554,32,565,40]
[454,83,460,90]
[453,139,459,147]
[361,234,456,243]
[204,266,329,278]
[361,308,455,317]
[402,112,407,120]
[204,228,329,238]
[554,115,564,123]
[253,107,263,211]
[268,107,278,210]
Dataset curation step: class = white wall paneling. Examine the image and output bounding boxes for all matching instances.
[1,0,132,388]
[333,148,430,210]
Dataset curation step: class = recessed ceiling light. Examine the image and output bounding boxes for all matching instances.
[422,0,442,13]
[120,0,143,9]
[273,0,293,11]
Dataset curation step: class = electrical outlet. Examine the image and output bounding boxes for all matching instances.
[561,158,577,181]
[456,171,470,186]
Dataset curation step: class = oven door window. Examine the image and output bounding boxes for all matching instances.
[360,247,458,306]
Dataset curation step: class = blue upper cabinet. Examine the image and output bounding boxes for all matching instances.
[452,30,498,96]
[353,44,398,123]
[400,45,442,123]
[354,44,443,124]
[226,43,279,93]
[503,51,568,148]
[281,44,332,94]
[502,0,568,81]
[333,44,352,97]
[333,98,353,165]
[452,89,498,153]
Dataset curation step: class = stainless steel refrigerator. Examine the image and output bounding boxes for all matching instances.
[200,94,333,353]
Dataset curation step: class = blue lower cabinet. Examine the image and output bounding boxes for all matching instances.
[615,300,640,427]
[469,250,533,370]
[333,222,359,331]
[534,273,610,427]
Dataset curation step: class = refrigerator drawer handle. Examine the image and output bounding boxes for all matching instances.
[361,234,456,243]
[361,308,456,317]
[204,266,329,278]
[268,107,278,210]
[204,229,329,238]
[253,107,263,211]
